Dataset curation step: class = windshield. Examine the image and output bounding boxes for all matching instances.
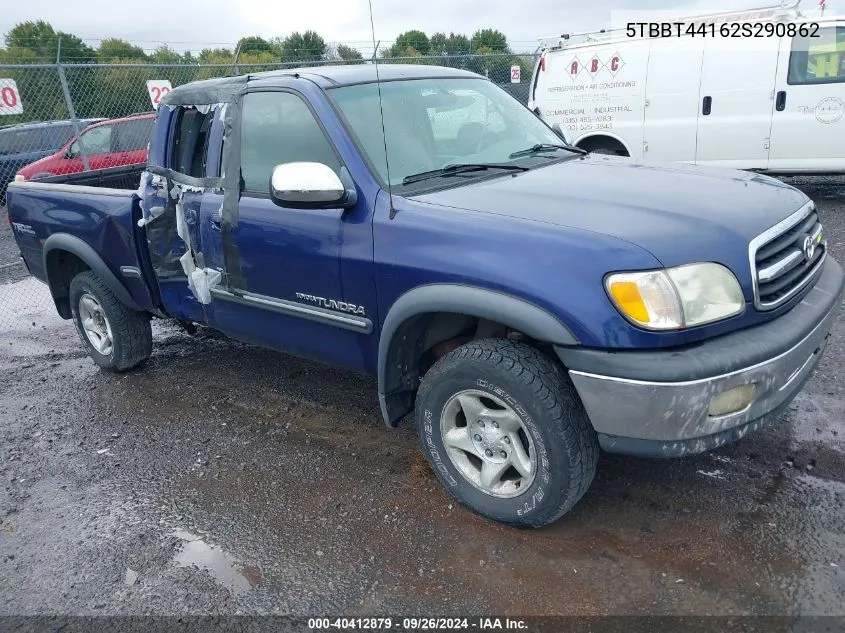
[330,77,569,189]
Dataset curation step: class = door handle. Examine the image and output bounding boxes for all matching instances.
[209,216,222,232]
[702,96,712,116]
[776,90,787,112]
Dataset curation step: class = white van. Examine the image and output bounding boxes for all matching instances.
[528,5,845,173]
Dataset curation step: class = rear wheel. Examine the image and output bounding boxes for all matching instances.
[578,137,629,157]
[415,339,599,528]
[69,271,152,371]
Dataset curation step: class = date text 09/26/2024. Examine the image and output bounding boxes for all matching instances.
[307,618,528,630]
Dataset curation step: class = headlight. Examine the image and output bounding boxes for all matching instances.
[606,263,744,330]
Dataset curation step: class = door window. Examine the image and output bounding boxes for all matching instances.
[788,26,845,85]
[74,125,113,156]
[115,118,154,152]
[240,91,341,194]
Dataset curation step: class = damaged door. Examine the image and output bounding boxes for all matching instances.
[207,88,375,368]
[141,104,220,324]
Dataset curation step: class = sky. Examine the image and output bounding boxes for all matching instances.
[0,0,798,54]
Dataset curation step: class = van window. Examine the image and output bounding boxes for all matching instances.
[170,108,213,177]
[788,26,845,85]
[240,91,341,194]
[115,118,153,152]
[0,128,55,154]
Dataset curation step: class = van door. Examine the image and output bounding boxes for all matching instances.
[695,36,780,169]
[769,23,845,172]
[642,37,705,162]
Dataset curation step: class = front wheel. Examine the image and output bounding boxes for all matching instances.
[415,339,599,528]
[69,270,152,372]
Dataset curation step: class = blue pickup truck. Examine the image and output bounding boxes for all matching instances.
[6,65,843,527]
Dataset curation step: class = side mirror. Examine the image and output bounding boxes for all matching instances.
[65,146,79,159]
[270,162,357,209]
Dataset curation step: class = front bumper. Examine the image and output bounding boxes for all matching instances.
[555,257,844,457]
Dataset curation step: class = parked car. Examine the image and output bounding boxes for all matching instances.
[0,118,103,202]
[529,6,845,171]
[6,65,843,528]
[15,113,155,183]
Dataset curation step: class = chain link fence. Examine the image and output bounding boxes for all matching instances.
[0,53,538,354]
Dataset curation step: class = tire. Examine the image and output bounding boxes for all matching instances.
[69,270,152,372]
[415,338,599,528]
[590,148,623,156]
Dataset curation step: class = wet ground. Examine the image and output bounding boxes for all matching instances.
[0,179,844,618]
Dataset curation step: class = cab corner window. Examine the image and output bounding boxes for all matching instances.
[240,91,341,194]
[170,107,214,178]
[788,26,845,85]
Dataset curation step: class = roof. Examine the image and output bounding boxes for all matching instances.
[85,112,155,129]
[165,64,481,105]
[256,63,481,88]
[0,118,104,133]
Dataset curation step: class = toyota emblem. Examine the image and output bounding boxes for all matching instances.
[802,234,817,261]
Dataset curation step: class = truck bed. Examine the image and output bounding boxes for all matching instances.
[30,164,146,191]
[6,163,159,316]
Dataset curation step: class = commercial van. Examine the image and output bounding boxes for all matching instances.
[528,4,845,173]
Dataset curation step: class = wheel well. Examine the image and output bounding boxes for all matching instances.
[381,312,553,427]
[576,135,629,156]
[45,250,90,318]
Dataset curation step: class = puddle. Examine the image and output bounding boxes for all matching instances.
[172,529,261,595]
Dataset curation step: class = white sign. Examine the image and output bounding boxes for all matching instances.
[510,65,521,84]
[0,79,23,115]
[146,80,173,109]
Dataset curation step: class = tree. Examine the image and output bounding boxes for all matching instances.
[150,45,182,64]
[237,36,274,56]
[336,44,363,61]
[4,21,57,59]
[197,48,234,64]
[98,38,148,62]
[388,30,429,57]
[4,21,95,62]
[429,32,471,56]
[281,31,326,63]
[471,29,510,53]
[325,43,363,63]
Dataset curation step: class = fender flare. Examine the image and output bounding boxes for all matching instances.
[377,284,578,427]
[43,233,141,316]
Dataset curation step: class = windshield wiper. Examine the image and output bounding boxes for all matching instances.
[508,143,587,159]
[402,163,528,185]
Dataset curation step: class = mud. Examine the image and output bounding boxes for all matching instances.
[0,179,843,616]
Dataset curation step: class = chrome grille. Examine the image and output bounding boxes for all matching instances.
[750,203,826,310]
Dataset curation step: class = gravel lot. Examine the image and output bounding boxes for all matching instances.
[0,178,843,620]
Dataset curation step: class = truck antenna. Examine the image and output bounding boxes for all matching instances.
[368,0,397,220]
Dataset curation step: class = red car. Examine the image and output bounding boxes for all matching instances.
[16,113,154,181]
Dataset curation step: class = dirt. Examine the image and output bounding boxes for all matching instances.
[0,179,843,619]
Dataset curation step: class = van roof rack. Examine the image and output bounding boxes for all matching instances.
[539,0,804,49]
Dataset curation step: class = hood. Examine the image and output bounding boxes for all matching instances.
[412,155,809,270]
